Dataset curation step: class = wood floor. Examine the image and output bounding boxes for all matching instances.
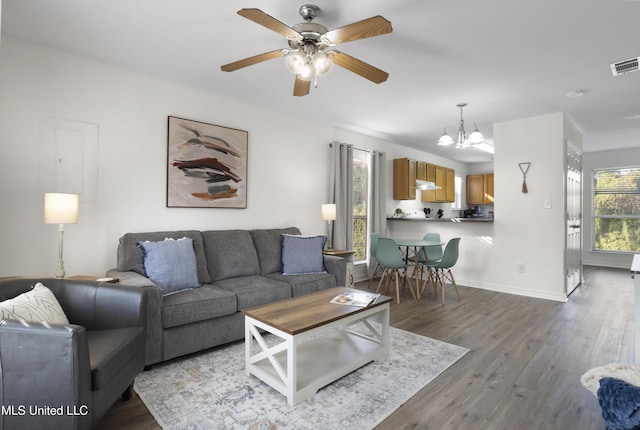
[96,266,633,429]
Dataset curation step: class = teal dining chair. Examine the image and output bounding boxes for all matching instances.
[416,233,442,296]
[426,237,461,304]
[422,233,443,262]
[367,233,383,288]
[375,238,417,304]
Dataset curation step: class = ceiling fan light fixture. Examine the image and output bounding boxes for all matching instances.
[298,61,317,81]
[285,51,306,74]
[312,52,332,76]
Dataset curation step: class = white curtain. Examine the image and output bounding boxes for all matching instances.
[328,142,353,251]
[370,150,387,237]
[368,150,387,277]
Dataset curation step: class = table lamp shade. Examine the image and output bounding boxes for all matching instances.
[321,204,336,221]
[44,193,78,224]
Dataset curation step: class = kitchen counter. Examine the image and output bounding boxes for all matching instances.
[387,217,493,222]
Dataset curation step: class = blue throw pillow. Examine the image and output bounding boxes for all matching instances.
[138,237,200,295]
[597,377,640,430]
[281,234,327,275]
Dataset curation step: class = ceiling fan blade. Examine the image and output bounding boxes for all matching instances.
[221,50,285,72]
[331,51,389,84]
[322,16,392,45]
[237,8,302,41]
[293,76,311,97]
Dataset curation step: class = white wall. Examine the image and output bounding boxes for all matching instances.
[389,113,581,302]
[0,37,585,303]
[492,112,581,301]
[582,147,640,269]
[0,37,335,277]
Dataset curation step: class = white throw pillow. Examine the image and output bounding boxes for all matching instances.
[0,282,69,324]
[581,362,640,396]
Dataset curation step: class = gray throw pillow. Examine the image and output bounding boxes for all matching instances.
[138,237,200,295]
[281,234,327,275]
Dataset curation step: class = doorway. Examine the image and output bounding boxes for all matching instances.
[566,140,582,296]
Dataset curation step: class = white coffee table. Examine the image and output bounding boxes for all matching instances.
[242,287,391,405]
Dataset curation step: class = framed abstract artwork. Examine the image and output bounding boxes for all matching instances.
[167,116,248,208]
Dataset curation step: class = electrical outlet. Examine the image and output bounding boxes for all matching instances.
[518,263,526,273]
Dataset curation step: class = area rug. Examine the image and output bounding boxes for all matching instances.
[134,326,469,429]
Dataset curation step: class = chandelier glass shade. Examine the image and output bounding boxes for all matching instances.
[437,103,485,148]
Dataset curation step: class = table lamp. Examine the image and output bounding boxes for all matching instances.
[44,193,79,278]
[321,203,336,250]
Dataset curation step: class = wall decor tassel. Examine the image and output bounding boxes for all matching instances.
[519,162,531,193]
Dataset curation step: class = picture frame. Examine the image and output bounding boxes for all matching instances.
[167,116,248,208]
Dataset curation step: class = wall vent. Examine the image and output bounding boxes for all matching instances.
[611,57,640,76]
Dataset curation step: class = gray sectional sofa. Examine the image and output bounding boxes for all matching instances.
[107,227,346,367]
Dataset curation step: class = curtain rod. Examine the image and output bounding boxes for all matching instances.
[329,142,385,155]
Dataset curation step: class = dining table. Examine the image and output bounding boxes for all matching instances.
[394,238,443,299]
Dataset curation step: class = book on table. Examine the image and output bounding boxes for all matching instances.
[330,291,380,307]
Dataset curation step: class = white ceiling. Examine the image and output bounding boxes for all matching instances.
[2,0,640,164]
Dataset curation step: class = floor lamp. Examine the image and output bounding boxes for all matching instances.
[321,203,336,250]
[44,193,79,278]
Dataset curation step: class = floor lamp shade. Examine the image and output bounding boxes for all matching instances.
[321,203,336,250]
[321,204,337,221]
[44,193,79,224]
[44,193,78,277]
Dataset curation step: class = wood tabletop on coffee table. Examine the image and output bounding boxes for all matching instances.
[242,287,391,336]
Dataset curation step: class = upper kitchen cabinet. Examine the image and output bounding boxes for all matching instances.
[393,158,416,200]
[422,166,455,203]
[467,173,494,204]
[416,161,436,182]
[394,158,455,202]
[445,168,455,202]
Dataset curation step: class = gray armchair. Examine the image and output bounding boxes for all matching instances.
[0,277,147,430]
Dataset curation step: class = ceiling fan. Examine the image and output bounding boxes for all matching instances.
[220,4,393,97]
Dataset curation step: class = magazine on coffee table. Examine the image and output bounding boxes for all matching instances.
[330,291,380,307]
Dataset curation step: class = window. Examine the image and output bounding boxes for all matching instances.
[451,176,462,210]
[593,167,640,252]
[352,149,369,263]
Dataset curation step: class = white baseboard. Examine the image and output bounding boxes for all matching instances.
[457,279,568,303]
[355,265,568,302]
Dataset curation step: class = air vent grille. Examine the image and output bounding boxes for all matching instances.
[611,57,640,76]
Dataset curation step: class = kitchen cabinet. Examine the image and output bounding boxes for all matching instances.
[393,158,416,200]
[422,166,455,203]
[416,161,427,181]
[426,163,436,182]
[434,165,446,201]
[394,158,455,202]
[467,174,494,204]
[445,168,455,202]
[484,173,494,203]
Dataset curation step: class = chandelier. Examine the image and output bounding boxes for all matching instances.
[437,103,485,148]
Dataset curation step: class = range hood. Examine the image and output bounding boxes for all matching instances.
[416,179,441,190]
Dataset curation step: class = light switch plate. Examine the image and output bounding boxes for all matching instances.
[544,198,552,209]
